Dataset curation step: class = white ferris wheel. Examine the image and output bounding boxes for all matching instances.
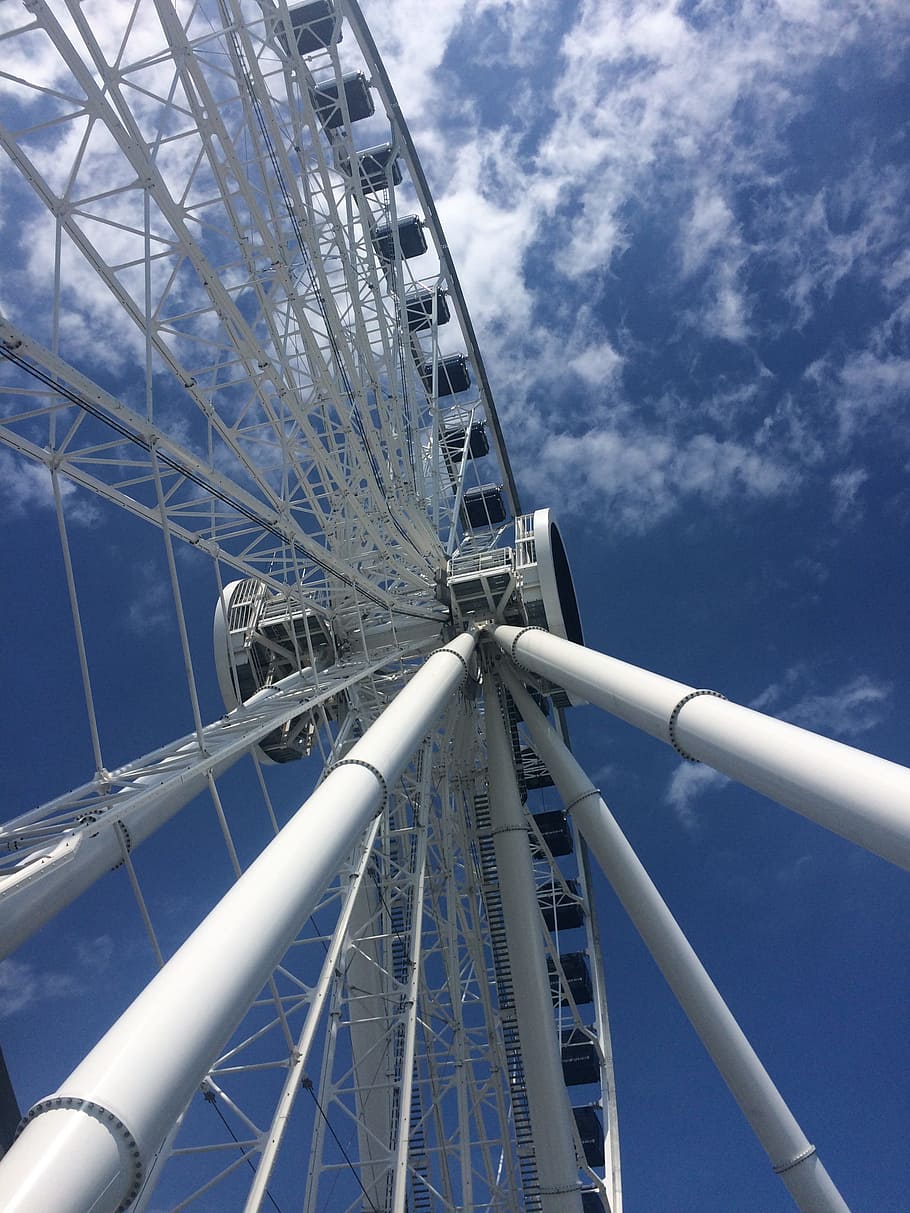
[0,4,906,1213]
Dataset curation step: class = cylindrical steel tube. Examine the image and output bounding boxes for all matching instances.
[500,664,850,1213]
[492,625,910,870]
[0,633,476,1213]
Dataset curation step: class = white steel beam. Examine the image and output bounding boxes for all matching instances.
[0,633,476,1213]
[484,675,582,1213]
[344,0,522,519]
[492,625,910,870]
[0,646,419,960]
[501,665,851,1213]
[575,833,623,1213]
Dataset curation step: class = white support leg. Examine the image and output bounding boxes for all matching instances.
[484,676,582,1213]
[0,633,476,1213]
[500,663,851,1213]
[492,625,910,870]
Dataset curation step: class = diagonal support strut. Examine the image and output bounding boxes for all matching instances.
[0,633,477,1213]
[491,624,910,870]
[500,661,851,1213]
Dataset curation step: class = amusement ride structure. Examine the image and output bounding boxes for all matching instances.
[0,3,907,1212]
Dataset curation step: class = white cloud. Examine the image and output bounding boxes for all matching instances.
[680,189,736,278]
[748,663,809,712]
[0,931,119,1018]
[780,674,891,739]
[0,450,100,527]
[435,134,539,332]
[806,351,910,445]
[666,763,730,829]
[516,423,792,530]
[751,667,890,738]
[75,934,115,973]
[125,565,173,636]
[775,853,814,884]
[357,2,473,128]
[830,467,868,525]
[568,340,623,387]
[768,162,909,328]
[358,0,909,532]
[0,957,77,1019]
[4,0,907,543]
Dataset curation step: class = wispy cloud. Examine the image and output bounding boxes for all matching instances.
[775,673,891,740]
[519,424,792,530]
[666,763,730,830]
[359,0,910,532]
[0,933,115,1020]
[75,934,115,974]
[0,450,100,527]
[125,563,173,636]
[678,185,751,341]
[808,351,910,446]
[830,467,869,525]
[0,957,78,1019]
[775,852,814,885]
[4,0,908,542]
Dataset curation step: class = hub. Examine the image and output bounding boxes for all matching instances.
[447,508,583,643]
[448,508,584,706]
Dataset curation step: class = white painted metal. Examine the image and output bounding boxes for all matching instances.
[0,646,417,959]
[501,666,850,1213]
[242,816,382,1213]
[339,858,398,1208]
[484,675,583,1213]
[0,5,609,1210]
[0,319,442,625]
[390,785,430,1213]
[493,624,910,869]
[521,510,577,642]
[0,633,476,1213]
[344,0,521,519]
[574,832,623,1213]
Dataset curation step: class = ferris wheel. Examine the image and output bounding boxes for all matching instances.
[0,4,906,1213]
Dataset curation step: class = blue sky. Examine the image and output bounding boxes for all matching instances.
[1,1,908,1210]
[363,3,910,1205]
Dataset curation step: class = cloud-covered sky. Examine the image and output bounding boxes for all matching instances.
[367,0,909,534]
[0,2,907,1210]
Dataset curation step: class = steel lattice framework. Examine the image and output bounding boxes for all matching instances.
[0,3,618,1211]
[1,5,907,1213]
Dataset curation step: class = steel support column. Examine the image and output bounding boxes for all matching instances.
[492,625,910,870]
[484,674,582,1213]
[0,634,476,1213]
[501,664,850,1213]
